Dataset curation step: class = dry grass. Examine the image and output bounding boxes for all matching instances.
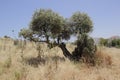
[0,38,120,80]
[94,47,113,66]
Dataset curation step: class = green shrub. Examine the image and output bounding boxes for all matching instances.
[72,34,97,65]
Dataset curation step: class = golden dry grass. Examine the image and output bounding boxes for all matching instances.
[0,38,120,80]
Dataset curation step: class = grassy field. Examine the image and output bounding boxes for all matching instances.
[0,38,120,80]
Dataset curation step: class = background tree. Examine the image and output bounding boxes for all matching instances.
[99,38,108,46]
[99,38,120,48]
[110,39,120,48]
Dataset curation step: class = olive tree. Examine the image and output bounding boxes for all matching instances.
[19,9,96,62]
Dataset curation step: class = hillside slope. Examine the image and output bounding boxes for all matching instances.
[0,38,120,80]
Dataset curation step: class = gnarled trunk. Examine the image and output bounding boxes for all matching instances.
[58,34,97,62]
[46,35,49,44]
[59,43,74,60]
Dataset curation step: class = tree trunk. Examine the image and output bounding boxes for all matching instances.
[59,43,73,60]
[57,37,60,44]
[46,35,49,44]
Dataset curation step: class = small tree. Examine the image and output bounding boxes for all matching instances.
[19,9,97,62]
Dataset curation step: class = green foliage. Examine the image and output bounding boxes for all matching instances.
[19,28,34,41]
[110,39,120,48]
[72,34,96,63]
[99,38,120,48]
[99,38,108,46]
[30,9,65,43]
[70,12,93,35]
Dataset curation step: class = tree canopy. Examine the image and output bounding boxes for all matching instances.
[19,9,93,44]
[70,12,93,35]
[29,9,65,43]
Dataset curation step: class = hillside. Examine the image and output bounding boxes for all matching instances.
[0,38,120,80]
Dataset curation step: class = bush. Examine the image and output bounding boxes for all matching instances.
[72,34,97,64]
